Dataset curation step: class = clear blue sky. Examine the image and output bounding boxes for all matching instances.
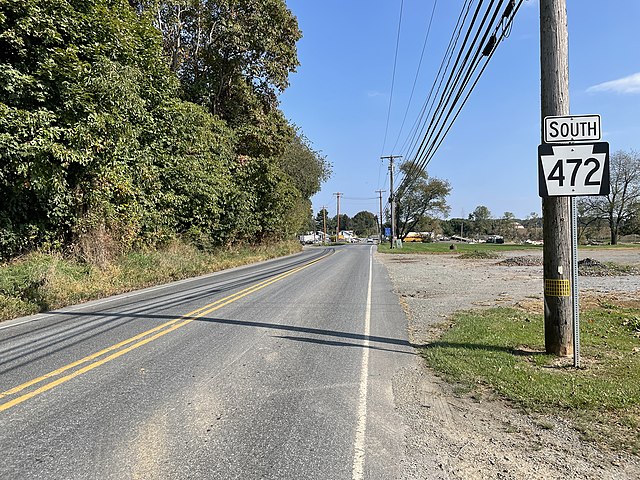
[279,0,640,221]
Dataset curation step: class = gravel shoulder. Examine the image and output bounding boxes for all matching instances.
[377,248,640,480]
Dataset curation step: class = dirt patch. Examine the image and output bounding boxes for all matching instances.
[378,251,640,479]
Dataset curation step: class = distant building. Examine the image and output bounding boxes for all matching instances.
[338,230,356,242]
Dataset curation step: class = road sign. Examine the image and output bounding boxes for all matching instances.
[538,142,610,197]
[544,114,601,144]
[384,227,391,237]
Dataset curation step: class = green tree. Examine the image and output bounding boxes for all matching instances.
[278,131,331,199]
[395,161,451,240]
[578,150,640,244]
[441,218,465,238]
[524,212,542,241]
[144,99,237,245]
[0,0,325,260]
[315,208,328,234]
[469,205,492,236]
[0,0,178,258]
[333,214,352,234]
[352,211,378,237]
[499,211,516,238]
[142,0,302,158]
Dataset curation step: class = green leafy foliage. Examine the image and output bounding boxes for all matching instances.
[395,160,451,240]
[0,0,329,261]
[352,211,378,237]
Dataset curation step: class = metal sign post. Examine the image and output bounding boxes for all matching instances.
[570,197,580,367]
[539,114,609,368]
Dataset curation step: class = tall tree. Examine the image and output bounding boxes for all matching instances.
[315,208,328,235]
[394,161,451,240]
[0,0,182,258]
[141,0,302,158]
[333,214,352,233]
[578,150,640,244]
[525,212,542,240]
[352,211,377,237]
[469,205,492,235]
[499,211,516,238]
[278,131,331,199]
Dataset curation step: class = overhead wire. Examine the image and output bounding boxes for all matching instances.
[396,0,474,162]
[402,0,501,185]
[420,2,524,171]
[414,2,507,167]
[389,0,439,154]
[397,0,523,197]
[400,0,493,190]
[379,0,404,157]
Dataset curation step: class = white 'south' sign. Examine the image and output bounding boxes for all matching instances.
[538,142,610,197]
[544,114,601,143]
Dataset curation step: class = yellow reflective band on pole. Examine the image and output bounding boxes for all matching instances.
[544,278,571,297]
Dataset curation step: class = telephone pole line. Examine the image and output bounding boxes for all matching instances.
[321,206,327,245]
[381,155,402,248]
[540,0,572,356]
[375,190,386,243]
[333,192,342,242]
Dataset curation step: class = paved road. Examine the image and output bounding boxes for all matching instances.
[0,245,415,479]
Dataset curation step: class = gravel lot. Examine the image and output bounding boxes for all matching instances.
[378,248,640,480]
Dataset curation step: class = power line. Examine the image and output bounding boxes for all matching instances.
[396,0,474,160]
[380,0,404,156]
[398,1,524,196]
[341,196,380,201]
[390,0,439,154]
[416,0,520,173]
[401,0,493,187]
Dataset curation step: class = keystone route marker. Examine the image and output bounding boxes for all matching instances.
[539,113,609,369]
[538,142,610,197]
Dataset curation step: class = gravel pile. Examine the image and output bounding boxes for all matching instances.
[496,255,640,277]
[578,257,640,277]
[498,256,544,267]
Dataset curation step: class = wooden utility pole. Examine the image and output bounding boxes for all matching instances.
[375,190,385,243]
[333,192,342,241]
[540,0,573,356]
[381,155,402,248]
[322,206,327,245]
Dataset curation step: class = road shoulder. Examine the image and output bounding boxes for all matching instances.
[377,250,640,480]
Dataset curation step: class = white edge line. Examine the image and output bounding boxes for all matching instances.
[352,246,373,479]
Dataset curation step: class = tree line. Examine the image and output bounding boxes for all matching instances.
[0,0,331,261]
[317,149,640,244]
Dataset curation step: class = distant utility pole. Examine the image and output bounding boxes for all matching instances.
[322,206,327,245]
[375,190,386,243]
[541,0,572,356]
[333,192,342,241]
[381,155,402,248]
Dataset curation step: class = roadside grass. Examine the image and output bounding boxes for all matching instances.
[457,250,502,260]
[421,306,640,454]
[0,240,301,321]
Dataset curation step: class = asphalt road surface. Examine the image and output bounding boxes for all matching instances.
[0,245,414,479]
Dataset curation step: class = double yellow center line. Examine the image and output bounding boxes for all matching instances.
[0,252,329,412]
